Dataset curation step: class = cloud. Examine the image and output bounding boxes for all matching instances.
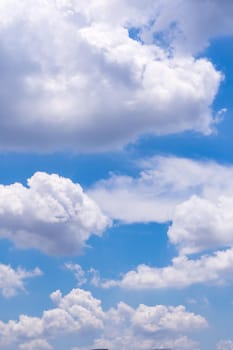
[90,335,200,350]
[89,301,206,350]
[0,0,223,152]
[64,262,101,288]
[217,340,233,350]
[19,339,53,350]
[89,156,233,289]
[90,156,233,255]
[139,0,233,54]
[89,156,233,223]
[0,172,110,256]
[0,287,206,350]
[0,263,41,297]
[65,263,87,286]
[100,248,233,290]
[168,195,233,254]
[0,288,104,348]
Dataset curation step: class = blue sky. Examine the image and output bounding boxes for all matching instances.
[1,1,233,350]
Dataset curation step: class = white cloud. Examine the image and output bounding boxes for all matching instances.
[19,339,53,350]
[0,0,223,152]
[168,195,233,254]
[90,156,233,256]
[89,156,233,289]
[102,248,233,289]
[64,263,101,288]
[90,335,200,350]
[90,301,206,350]
[0,287,206,350]
[217,340,233,350]
[89,156,233,223]
[0,263,41,298]
[65,263,87,286]
[0,288,104,347]
[139,0,233,54]
[0,172,110,256]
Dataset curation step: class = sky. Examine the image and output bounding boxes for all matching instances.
[1,1,233,349]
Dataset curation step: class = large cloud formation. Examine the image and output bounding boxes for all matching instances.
[0,287,207,350]
[0,0,225,152]
[0,172,109,255]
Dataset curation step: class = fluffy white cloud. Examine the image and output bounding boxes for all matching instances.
[101,248,233,290]
[89,156,233,223]
[90,156,233,256]
[0,287,206,350]
[0,172,110,255]
[0,263,41,297]
[0,288,104,348]
[0,289,104,349]
[90,301,206,350]
[0,0,223,152]
[168,195,233,254]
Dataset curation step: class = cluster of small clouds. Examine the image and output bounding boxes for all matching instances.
[0,172,109,256]
[0,0,229,152]
[0,287,206,350]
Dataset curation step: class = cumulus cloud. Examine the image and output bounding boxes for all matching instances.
[0,287,206,350]
[100,248,233,290]
[0,263,41,297]
[0,172,110,256]
[168,195,233,254]
[0,0,224,152]
[89,301,206,350]
[90,156,233,289]
[0,288,104,348]
[89,156,233,223]
[90,155,233,256]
